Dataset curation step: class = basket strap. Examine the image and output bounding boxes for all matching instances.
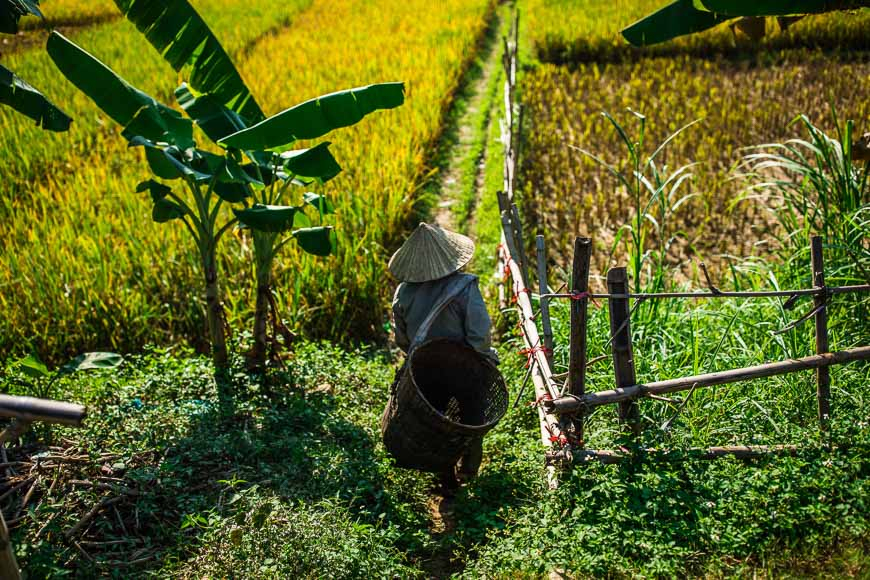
[409,275,475,353]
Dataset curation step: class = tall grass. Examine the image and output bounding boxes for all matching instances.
[739,113,870,286]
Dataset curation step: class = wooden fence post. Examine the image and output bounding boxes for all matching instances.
[607,267,640,435]
[568,237,592,442]
[0,510,20,580]
[510,204,529,287]
[535,235,555,368]
[811,235,831,429]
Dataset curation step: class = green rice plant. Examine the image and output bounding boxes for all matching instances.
[739,113,870,285]
[572,110,699,293]
[45,0,404,373]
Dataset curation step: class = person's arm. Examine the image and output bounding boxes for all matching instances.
[464,280,498,363]
[392,285,410,353]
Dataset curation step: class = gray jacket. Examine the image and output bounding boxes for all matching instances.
[392,272,498,364]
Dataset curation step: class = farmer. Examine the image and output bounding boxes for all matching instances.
[388,222,498,489]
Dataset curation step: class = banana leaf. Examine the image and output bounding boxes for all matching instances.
[234,204,300,233]
[219,83,405,151]
[696,0,869,16]
[1,0,43,33]
[294,226,336,256]
[0,63,72,131]
[303,192,335,215]
[47,32,182,141]
[152,198,185,222]
[281,142,342,183]
[113,0,264,124]
[175,83,247,143]
[622,0,730,46]
[136,179,172,202]
[120,102,194,149]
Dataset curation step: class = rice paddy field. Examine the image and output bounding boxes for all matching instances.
[1,0,869,577]
[0,0,494,361]
[519,0,870,279]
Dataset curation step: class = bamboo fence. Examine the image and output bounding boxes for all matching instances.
[493,13,870,481]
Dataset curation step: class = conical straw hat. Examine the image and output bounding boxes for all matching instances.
[388,223,475,282]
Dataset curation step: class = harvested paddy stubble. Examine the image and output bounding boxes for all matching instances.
[521,52,870,279]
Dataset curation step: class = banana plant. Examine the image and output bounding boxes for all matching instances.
[0,0,71,130]
[48,0,404,372]
[622,0,870,46]
[219,84,404,368]
[110,0,404,370]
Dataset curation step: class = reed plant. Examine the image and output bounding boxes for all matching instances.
[571,111,699,293]
[738,113,870,285]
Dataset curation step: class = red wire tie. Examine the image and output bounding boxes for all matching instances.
[569,290,601,309]
[518,345,552,368]
[543,423,568,446]
[530,393,552,407]
[511,287,531,304]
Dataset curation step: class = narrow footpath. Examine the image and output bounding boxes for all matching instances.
[422,5,509,578]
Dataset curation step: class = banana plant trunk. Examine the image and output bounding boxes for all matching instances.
[249,232,278,368]
[201,245,229,369]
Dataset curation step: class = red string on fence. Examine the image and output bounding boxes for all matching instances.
[569,290,601,309]
[543,423,568,446]
[511,287,531,304]
[519,345,552,368]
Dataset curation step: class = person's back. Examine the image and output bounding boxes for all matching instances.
[392,271,497,364]
[386,222,498,489]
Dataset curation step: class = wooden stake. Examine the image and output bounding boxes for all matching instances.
[606,267,640,434]
[535,235,554,368]
[811,235,831,429]
[510,204,528,287]
[568,238,592,442]
[0,510,20,580]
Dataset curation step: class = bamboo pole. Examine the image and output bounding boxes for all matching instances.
[535,235,554,368]
[549,444,804,465]
[811,236,831,428]
[567,237,592,442]
[510,204,528,287]
[545,346,870,413]
[540,284,870,301]
[0,395,86,426]
[499,243,563,440]
[607,268,640,434]
[0,509,20,580]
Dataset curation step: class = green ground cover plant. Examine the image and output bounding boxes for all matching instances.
[2,254,867,576]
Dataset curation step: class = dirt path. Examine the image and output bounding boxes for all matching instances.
[420,8,506,579]
[432,10,503,234]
